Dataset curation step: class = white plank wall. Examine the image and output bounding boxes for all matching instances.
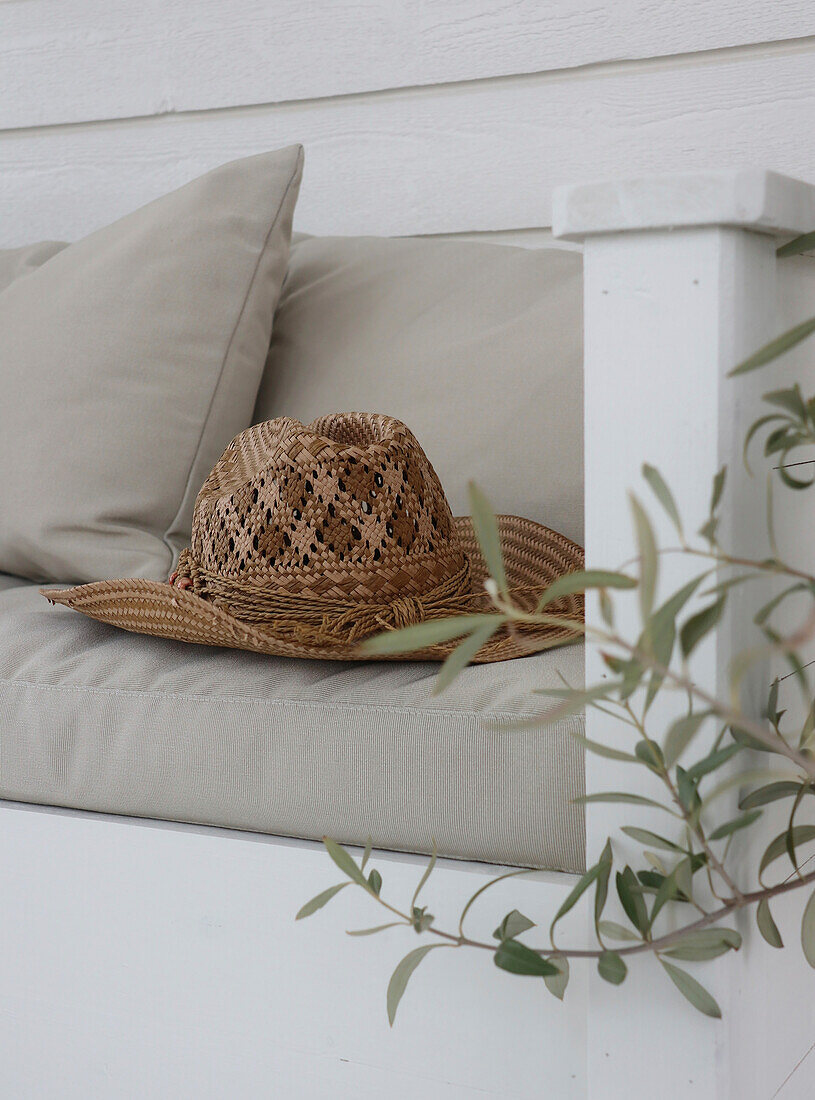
[2,4,815,245]
[2,1,814,131]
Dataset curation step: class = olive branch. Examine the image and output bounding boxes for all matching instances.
[298,231,815,1025]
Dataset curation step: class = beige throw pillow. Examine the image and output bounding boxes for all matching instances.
[254,235,584,543]
[0,146,303,583]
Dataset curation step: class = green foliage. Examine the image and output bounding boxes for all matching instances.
[296,882,348,920]
[630,494,658,619]
[760,826,815,879]
[543,955,570,1000]
[730,316,815,376]
[757,899,784,949]
[642,463,683,537]
[660,960,722,1018]
[323,837,376,893]
[537,569,636,611]
[493,909,536,942]
[708,810,762,841]
[301,285,815,1024]
[387,945,447,1025]
[433,621,500,694]
[680,598,725,658]
[494,939,559,977]
[777,231,815,258]
[661,928,741,961]
[663,711,709,768]
[346,923,404,936]
[616,866,649,936]
[740,782,811,810]
[598,951,627,985]
[360,614,501,656]
[802,891,815,968]
[468,481,507,595]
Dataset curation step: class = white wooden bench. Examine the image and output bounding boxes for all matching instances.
[3,168,815,1098]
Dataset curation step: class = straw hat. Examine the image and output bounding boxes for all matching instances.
[45,413,583,662]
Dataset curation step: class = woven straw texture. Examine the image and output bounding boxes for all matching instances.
[45,414,584,662]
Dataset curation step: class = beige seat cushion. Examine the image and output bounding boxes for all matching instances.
[0,579,585,871]
[0,147,303,584]
[255,234,584,544]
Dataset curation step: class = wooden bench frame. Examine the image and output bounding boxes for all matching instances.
[4,169,815,1098]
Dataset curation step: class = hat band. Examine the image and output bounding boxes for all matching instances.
[171,548,474,644]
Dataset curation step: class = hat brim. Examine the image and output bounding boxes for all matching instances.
[43,516,584,663]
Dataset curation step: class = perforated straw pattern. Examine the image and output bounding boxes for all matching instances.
[190,413,466,600]
[45,414,585,663]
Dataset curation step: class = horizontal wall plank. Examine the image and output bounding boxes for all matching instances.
[1,0,814,130]
[3,43,815,245]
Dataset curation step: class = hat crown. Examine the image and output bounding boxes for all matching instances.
[190,413,467,601]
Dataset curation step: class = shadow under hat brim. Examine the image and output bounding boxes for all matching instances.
[42,516,584,663]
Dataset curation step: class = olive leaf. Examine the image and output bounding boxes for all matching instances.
[323,837,375,892]
[642,463,683,537]
[756,899,784,949]
[295,882,348,920]
[361,836,373,871]
[729,316,815,376]
[411,843,437,912]
[760,825,815,878]
[468,481,507,595]
[493,940,559,977]
[568,731,640,763]
[433,621,501,694]
[597,951,627,985]
[621,826,686,854]
[648,863,683,931]
[575,792,671,811]
[764,385,809,419]
[662,928,741,961]
[387,944,449,1025]
[598,920,641,943]
[543,955,570,1000]
[411,906,434,933]
[493,909,536,942]
[802,890,815,968]
[680,598,725,659]
[777,231,815,258]
[660,960,722,1018]
[536,569,636,610]
[641,575,707,710]
[616,866,649,936]
[740,782,810,811]
[710,466,727,515]
[663,712,709,769]
[550,862,603,943]
[629,494,658,620]
[635,739,664,771]
[594,840,613,934]
[708,810,762,841]
[685,743,741,782]
[347,922,404,937]
[361,614,500,656]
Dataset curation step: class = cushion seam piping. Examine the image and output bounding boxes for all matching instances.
[0,673,585,726]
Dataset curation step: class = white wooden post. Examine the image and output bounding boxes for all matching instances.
[554,170,815,1099]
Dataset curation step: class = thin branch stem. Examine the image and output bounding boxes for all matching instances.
[624,702,744,904]
[348,859,815,961]
[658,544,815,587]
